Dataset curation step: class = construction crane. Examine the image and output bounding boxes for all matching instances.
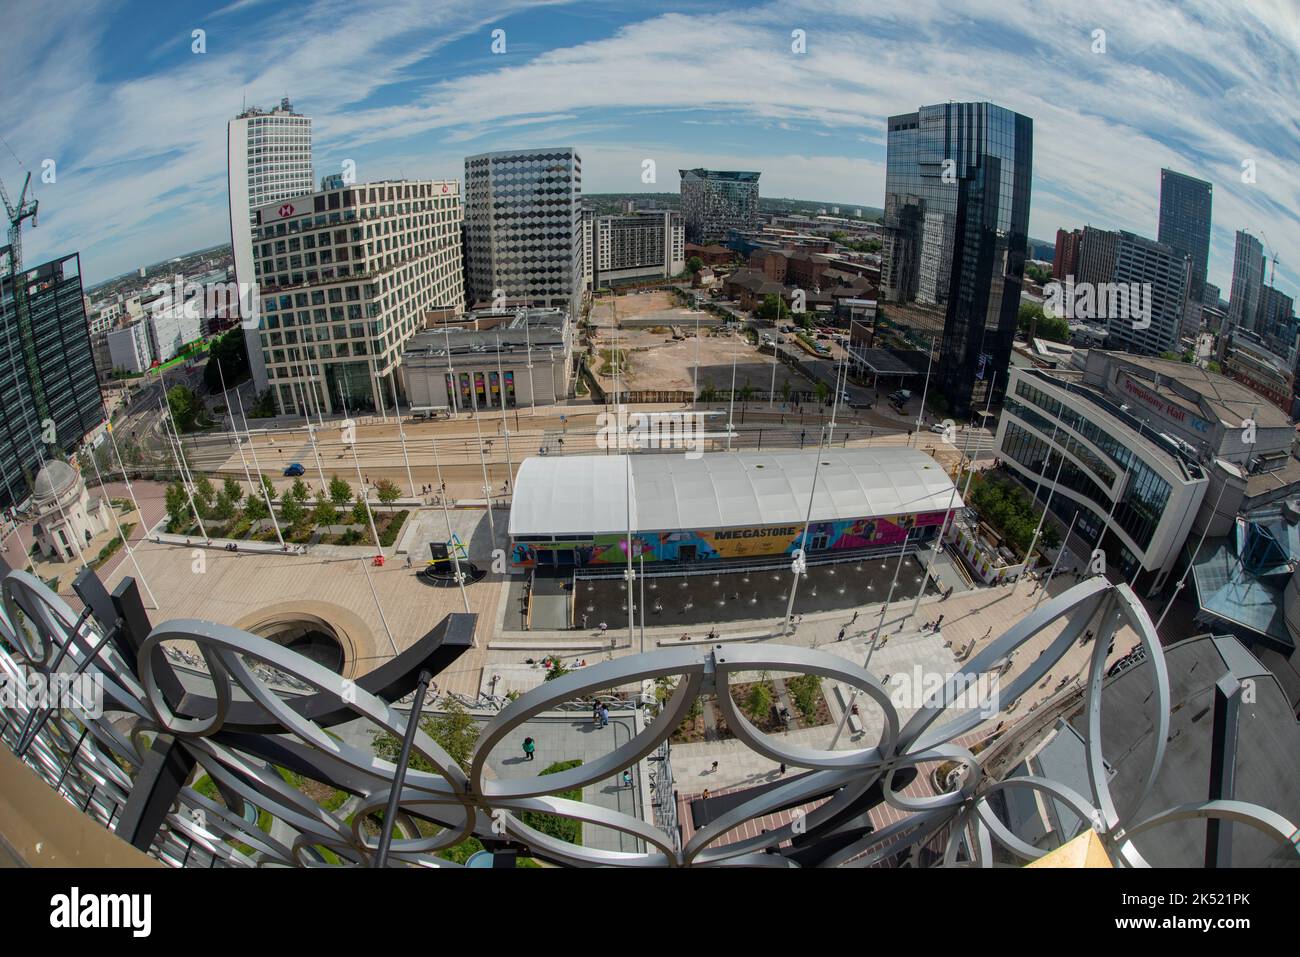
[1,171,52,446]
[0,170,39,273]
[1259,229,1280,288]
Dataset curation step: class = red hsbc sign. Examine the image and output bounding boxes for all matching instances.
[259,197,308,223]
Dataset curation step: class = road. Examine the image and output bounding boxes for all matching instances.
[170,403,996,503]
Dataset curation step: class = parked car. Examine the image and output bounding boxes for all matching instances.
[283,463,305,477]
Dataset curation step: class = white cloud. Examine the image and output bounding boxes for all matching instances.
[2,0,1295,300]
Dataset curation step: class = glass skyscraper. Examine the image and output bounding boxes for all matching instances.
[1228,230,1265,333]
[0,252,103,511]
[1156,168,1212,305]
[678,169,760,244]
[881,102,1033,417]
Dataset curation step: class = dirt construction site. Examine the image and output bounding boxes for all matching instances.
[587,290,788,395]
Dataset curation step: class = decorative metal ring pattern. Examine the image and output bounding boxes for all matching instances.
[1,569,1296,868]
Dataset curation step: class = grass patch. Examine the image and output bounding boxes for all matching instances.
[517,759,583,846]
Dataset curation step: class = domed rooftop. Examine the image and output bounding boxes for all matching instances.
[32,460,80,502]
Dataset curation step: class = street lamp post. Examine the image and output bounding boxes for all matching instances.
[385,373,418,499]
[430,434,470,614]
[909,422,975,621]
[782,426,829,635]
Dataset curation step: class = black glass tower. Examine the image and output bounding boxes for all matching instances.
[1156,168,1212,305]
[881,102,1033,418]
[0,252,103,511]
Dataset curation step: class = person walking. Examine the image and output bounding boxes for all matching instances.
[522,737,535,761]
[592,701,601,727]
[850,611,859,625]
[934,614,945,631]
[599,703,610,728]
[622,770,633,789]
[837,626,847,642]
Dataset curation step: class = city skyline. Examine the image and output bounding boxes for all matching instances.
[1,0,1296,298]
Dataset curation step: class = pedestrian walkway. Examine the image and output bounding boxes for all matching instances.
[481,714,644,854]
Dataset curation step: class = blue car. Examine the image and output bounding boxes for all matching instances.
[283,463,305,477]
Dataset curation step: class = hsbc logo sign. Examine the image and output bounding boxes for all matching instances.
[261,198,305,222]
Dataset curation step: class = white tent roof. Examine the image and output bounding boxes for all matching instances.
[509,448,962,537]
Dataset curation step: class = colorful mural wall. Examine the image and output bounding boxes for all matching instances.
[510,511,952,568]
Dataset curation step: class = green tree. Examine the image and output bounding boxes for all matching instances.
[194,475,216,511]
[312,500,339,527]
[351,497,372,527]
[280,495,306,531]
[758,293,788,322]
[1017,302,1069,343]
[373,697,480,774]
[686,255,704,274]
[780,378,792,404]
[244,493,268,522]
[223,476,244,503]
[203,329,251,394]
[739,384,755,408]
[329,475,353,507]
[167,385,206,433]
[290,477,310,502]
[375,478,402,511]
[260,474,278,503]
[814,380,830,405]
[164,481,188,528]
[213,490,237,523]
[745,677,773,722]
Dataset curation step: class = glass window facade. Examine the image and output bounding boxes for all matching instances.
[1156,169,1212,304]
[1003,382,1174,556]
[880,102,1032,417]
[0,253,103,510]
[463,149,583,308]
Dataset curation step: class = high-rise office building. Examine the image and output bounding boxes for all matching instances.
[0,253,104,511]
[1156,169,1212,304]
[1228,230,1265,333]
[463,148,584,311]
[250,179,464,415]
[1103,231,1190,357]
[1053,228,1082,280]
[227,97,314,394]
[880,101,1033,416]
[1257,284,1297,354]
[593,210,685,286]
[1076,226,1119,288]
[678,169,760,245]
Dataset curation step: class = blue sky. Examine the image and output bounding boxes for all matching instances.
[4,0,1298,299]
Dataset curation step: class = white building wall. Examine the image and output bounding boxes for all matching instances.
[228,100,314,394]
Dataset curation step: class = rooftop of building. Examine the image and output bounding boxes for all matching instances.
[1065,633,1300,865]
[1020,368,1204,482]
[1093,350,1292,430]
[508,447,961,538]
[404,308,566,358]
[679,169,761,181]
